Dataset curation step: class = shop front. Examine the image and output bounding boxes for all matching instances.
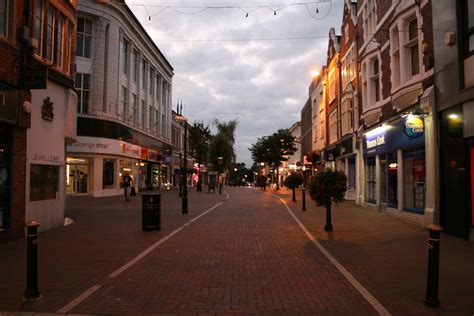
[362,114,426,223]
[67,136,165,197]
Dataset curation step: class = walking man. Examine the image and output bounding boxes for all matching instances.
[123,172,132,201]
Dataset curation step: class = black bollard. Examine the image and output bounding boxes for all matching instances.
[24,221,40,299]
[219,183,222,195]
[302,188,306,211]
[424,224,442,308]
[324,203,333,231]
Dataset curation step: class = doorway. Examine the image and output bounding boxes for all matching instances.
[67,158,89,194]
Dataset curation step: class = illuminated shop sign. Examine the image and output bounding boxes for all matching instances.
[404,115,424,138]
[363,118,425,157]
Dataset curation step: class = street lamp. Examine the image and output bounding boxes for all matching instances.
[175,114,188,214]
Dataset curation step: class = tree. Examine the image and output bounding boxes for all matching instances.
[189,122,211,191]
[308,169,347,231]
[209,119,238,174]
[284,172,304,201]
[249,129,297,190]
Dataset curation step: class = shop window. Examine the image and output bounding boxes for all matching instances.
[30,164,59,201]
[366,157,376,203]
[66,157,89,194]
[0,126,10,229]
[103,159,115,189]
[404,147,425,214]
[387,152,398,208]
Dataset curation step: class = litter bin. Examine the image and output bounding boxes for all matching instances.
[142,193,161,231]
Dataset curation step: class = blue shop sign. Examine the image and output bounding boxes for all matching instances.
[363,116,425,157]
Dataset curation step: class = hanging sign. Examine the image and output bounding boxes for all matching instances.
[404,115,424,138]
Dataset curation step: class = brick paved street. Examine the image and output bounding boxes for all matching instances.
[0,186,473,315]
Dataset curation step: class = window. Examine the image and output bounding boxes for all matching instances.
[120,38,129,74]
[0,0,9,37]
[132,50,138,82]
[131,93,137,126]
[33,0,44,55]
[329,110,337,143]
[119,86,127,120]
[341,99,353,134]
[366,158,376,203]
[76,18,92,58]
[148,105,153,131]
[155,75,161,101]
[390,25,401,89]
[162,113,166,136]
[75,73,90,114]
[45,5,55,61]
[404,147,425,214]
[155,109,159,134]
[407,19,419,76]
[341,46,356,89]
[362,56,381,109]
[30,164,59,201]
[461,0,474,56]
[149,68,154,95]
[102,159,115,189]
[344,24,349,44]
[55,15,64,68]
[141,60,146,90]
[328,70,336,102]
[140,100,145,127]
[362,0,376,43]
[320,120,325,140]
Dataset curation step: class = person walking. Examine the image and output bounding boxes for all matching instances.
[123,172,133,202]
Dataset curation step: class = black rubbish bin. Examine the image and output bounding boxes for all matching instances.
[142,193,161,231]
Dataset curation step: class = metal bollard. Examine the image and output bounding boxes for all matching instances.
[24,221,40,299]
[424,224,442,308]
[302,188,306,211]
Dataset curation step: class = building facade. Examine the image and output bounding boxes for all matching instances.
[66,0,174,197]
[26,0,78,233]
[356,0,436,227]
[432,0,474,240]
[0,0,32,240]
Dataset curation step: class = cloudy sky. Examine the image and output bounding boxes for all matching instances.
[128,0,344,167]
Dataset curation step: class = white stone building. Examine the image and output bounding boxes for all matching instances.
[66,0,174,197]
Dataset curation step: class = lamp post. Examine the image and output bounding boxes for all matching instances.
[175,114,188,214]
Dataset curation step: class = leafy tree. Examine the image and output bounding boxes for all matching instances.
[189,122,211,191]
[284,173,304,201]
[209,119,238,174]
[308,169,347,231]
[249,129,296,190]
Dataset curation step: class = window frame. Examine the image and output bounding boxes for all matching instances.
[76,17,92,59]
[75,73,90,114]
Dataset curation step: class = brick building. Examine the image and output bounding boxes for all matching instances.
[0,0,31,240]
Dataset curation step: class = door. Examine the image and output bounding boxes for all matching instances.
[67,164,88,194]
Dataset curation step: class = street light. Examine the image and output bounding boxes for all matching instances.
[175,114,188,214]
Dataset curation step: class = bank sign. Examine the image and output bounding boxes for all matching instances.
[363,116,425,157]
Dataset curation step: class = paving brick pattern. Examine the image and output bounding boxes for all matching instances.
[1,186,473,315]
[72,187,376,315]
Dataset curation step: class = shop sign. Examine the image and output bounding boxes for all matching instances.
[120,142,141,158]
[140,148,148,160]
[363,119,425,157]
[404,115,424,138]
[148,150,160,162]
[0,91,18,124]
[67,136,141,159]
[31,154,60,164]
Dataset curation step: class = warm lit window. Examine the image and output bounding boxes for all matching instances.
[328,70,336,103]
[75,73,90,114]
[76,18,92,58]
[329,110,338,143]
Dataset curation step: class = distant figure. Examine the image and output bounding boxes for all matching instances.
[123,172,133,202]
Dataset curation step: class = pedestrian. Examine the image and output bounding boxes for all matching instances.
[123,172,133,201]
